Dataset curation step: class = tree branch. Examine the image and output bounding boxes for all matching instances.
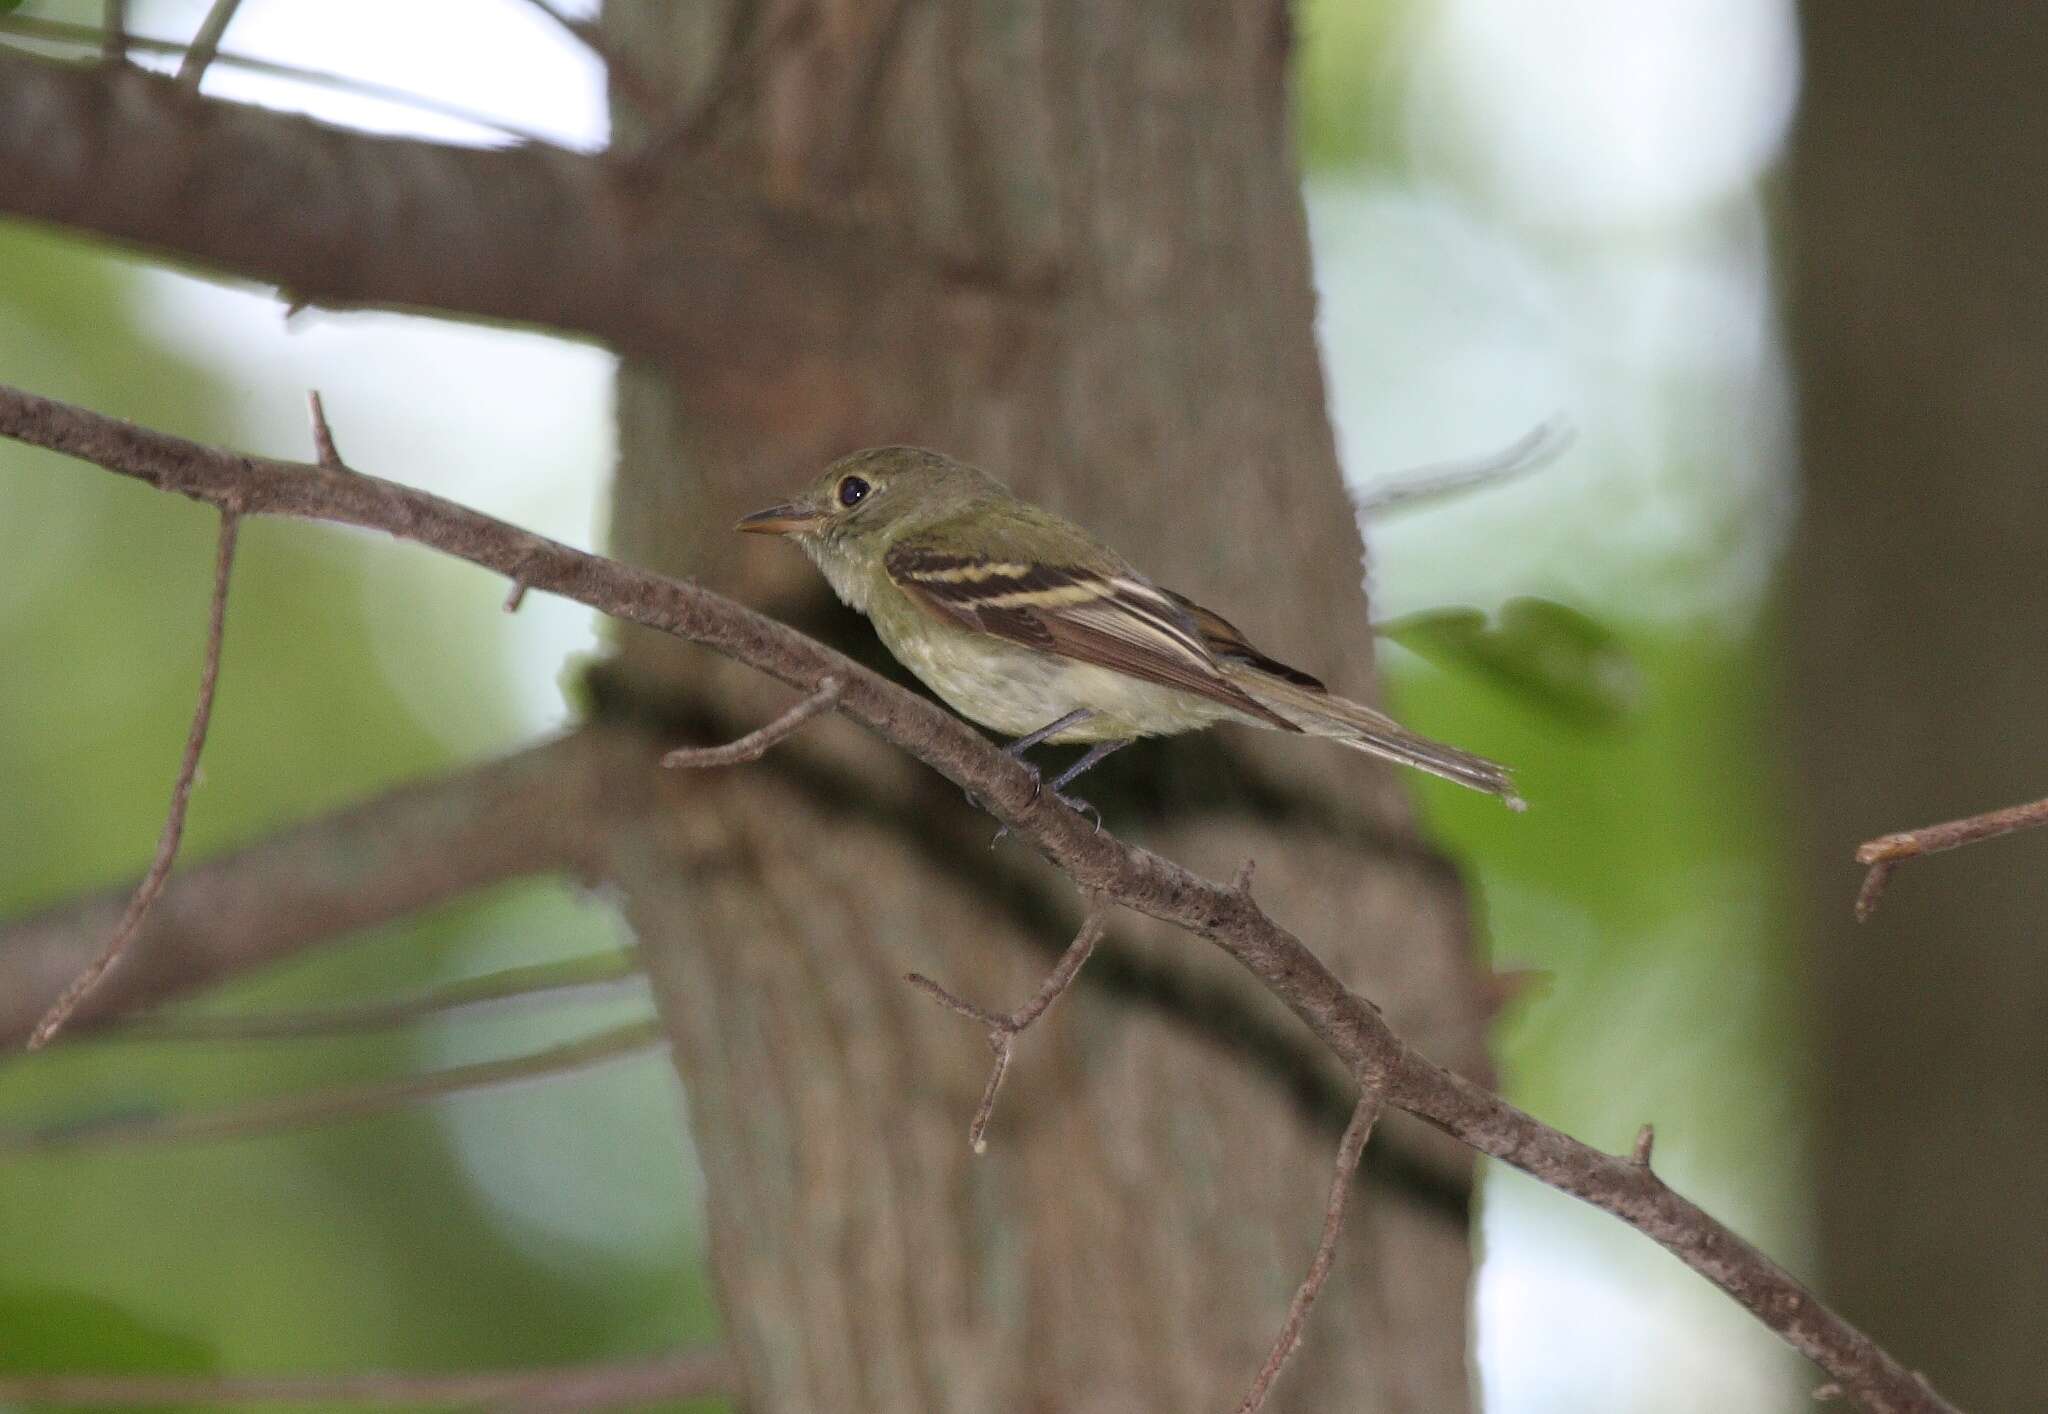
[0,51,948,369]
[1853,793,2048,920]
[2,1019,663,1153]
[0,730,632,1047]
[0,1348,734,1408]
[1237,1089,1383,1414]
[0,382,1959,1414]
[99,950,644,1043]
[906,906,1107,1153]
[174,0,245,90]
[0,12,565,145]
[28,509,239,1050]
[662,676,843,767]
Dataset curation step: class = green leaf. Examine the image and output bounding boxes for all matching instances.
[1378,597,1641,728]
[0,1282,216,1381]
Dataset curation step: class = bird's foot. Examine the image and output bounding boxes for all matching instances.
[989,787,1101,848]
[963,756,1043,816]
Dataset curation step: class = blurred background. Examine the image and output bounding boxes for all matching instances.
[1,0,2038,1410]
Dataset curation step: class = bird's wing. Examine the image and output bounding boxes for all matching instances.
[1159,589,1328,692]
[884,527,1300,732]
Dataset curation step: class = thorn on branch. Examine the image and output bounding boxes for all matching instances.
[1231,858,1257,898]
[1476,966,1551,1023]
[304,389,351,471]
[1852,793,2048,920]
[1632,1122,1656,1168]
[905,908,1108,1154]
[1814,1381,1844,1402]
[174,0,245,91]
[1235,1088,1383,1414]
[504,580,531,613]
[662,676,844,768]
[27,509,241,1051]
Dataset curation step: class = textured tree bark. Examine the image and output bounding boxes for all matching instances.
[597,2,1492,1408]
[1789,5,2048,1408]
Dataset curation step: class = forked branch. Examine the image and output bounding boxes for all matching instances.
[0,382,1960,1414]
[1853,794,2048,920]
[662,676,844,768]
[907,907,1108,1152]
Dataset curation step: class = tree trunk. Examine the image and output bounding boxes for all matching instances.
[592,1,1494,1408]
[1788,6,2048,1408]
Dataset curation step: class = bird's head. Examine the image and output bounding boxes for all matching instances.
[736,446,1005,551]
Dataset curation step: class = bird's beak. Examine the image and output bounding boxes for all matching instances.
[735,502,821,536]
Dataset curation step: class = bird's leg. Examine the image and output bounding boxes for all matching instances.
[1047,739,1130,795]
[968,709,1095,808]
[1001,708,1096,769]
[988,730,1127,847]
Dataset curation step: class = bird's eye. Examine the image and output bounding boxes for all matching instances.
[837,475,871,508]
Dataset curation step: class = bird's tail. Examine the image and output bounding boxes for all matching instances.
[1232,669,1525,810]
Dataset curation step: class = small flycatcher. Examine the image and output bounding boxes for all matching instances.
[739,447,1522,810]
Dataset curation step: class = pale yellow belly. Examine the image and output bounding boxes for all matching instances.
[876,614,1242,742]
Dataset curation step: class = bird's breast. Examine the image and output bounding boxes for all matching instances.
[868,595,1239,741]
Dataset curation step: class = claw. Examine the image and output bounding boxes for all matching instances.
[1058,792,1102,829]
[965,760,1042,815]
[989,788,1098,849]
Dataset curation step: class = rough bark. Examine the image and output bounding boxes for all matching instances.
[596,2,1490,1409]
[1789,5,2048,1408]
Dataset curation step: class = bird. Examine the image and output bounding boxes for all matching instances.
[737,446,1523,814]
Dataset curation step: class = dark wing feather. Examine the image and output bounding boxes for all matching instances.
[885,545,1301,731]
[1161,589,1327,692]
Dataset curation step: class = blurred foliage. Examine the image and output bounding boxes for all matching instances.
[1295,0,1416,171]
[0,222,720,1408]
[1379,597,1640,729]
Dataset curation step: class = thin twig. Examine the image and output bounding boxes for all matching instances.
[511,0,668,126]
[1236,1090,1383,1414]
[1353,415,1576,517]
[907,908,1107,1153]
[0,383,1963,1414]
[0,732,615,1045]
[101,0,127,64]
[27,510,240,1052]
[0,14,566,147]
[0,1348,735,1408]
[174,0,245,91]
[100,950,645,1043]
[3,1020,662,1154]
[663,676,843,767]
[1853,793,2048,920]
